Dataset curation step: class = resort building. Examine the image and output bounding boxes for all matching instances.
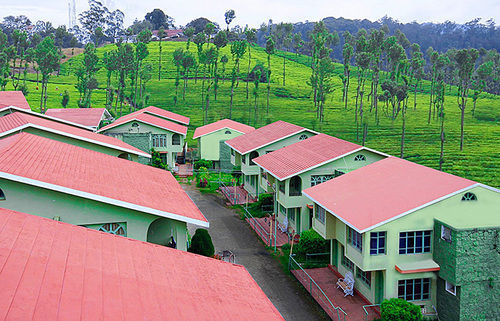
[0,208,284,321]
[0,90,31,111]
[253,133,387,234]
[0,112,150,161]
[193,119,255,170]
[225,120,317,197]
[98,106,189,168]
[302,156,499,315]
[45,107,114,131]
[0,133,208,250]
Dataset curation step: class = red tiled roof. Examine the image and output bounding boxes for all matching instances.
[0,112,149,158]
[253,133,366,180]
[193,119,255,139]
[45,108,108,128]
[0,91,30,110]
[303,157,477,233]
[98,112,188,135]
[225,120,309,155]
[0,208,283,321]
[0,133,207,226]
[128,106,190,125]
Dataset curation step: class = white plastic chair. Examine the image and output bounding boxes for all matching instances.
[336,271,355,297]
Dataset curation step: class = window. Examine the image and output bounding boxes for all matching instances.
[288,208,298,222]
[225,130,232,134]
[370,232,386,255]
[0,188,5,200]
[399,231,431,254]
[356,267,371,287]
[311,175,334,187]
[354,154,366,161]
[131,122,140,128]
[242,154,246,164]
[172,133,181,145]
[98,223,126,236]
[249,151,259,166]
[398,278,431,301]
[441,226,452,243]
[152,134,167,147]
[299,134,308,140]
[315,205,326,224]
[334,170,345,177]
[461,192,477,201]
[289,176,302,196]
[231,149,235,156]
[348,227,363,252]
[340,245,354,271]
[250,175,256,186]
[279,204,286,215]
[445,280,456,296]
[279,181,285,194]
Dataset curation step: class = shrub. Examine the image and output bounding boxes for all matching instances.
[248,63,269,83]
[231,165,242,184]
[258,193,273,206]
[61,90,70,108]
[188,229,215,257]
[294,229,329,257]
[194,159,213,170]
[150,148,167,170]
[380,298,422,321]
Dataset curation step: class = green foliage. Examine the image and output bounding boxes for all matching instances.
[188,228,215,257]
[380,298,422,321]
[61,90,70,107]
[194,159,213,170]
[294,229,329,257]
[150,148,167,170]
[248,63,269,82]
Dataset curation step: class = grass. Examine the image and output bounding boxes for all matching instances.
[8,40,499,187]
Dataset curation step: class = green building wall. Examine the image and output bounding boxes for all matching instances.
[101,121,185,169]
[0,178,189,250]
[434,219,500,320]
[198,128,245,164]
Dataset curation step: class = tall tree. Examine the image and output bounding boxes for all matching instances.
[102,49,119,109]
[157,28,164,80]
[224,10,236,32]
[34,37,61,113]
[76,43,100,108]
[173,48,184,105]
[408,43,425,110]
[244,28,257,99]
[341,31,354,110]
[275,22,293,86]
[454,48,479,151]
[213,30,228,100]
[181,51,195,100]
[265,36,275,113]
[229,40,246,118]
[471,60,494,115]
[252,69,262,125]
[145,9,172,30]
[184,27,195,50]
[434,55,450,170]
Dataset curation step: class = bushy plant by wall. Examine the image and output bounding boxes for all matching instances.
[194,159,213,170]
[188,228,215,257]
[380,298,422,321]
[150,148,167,170]
[294,229,329,256]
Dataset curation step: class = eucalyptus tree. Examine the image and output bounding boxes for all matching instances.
[193,32,206,83]
[292,33,303,57]
[116,43,135,115]
[454,48,479,151]
[265,36,275,113]
[102,49,119,109]
[157,27,164,80]
[133,41,149,109]
[367,28,385,122]
[203,47,217,124]
[220,54,228,84]
[213,30,228,100]
[184,27,195,50]
[471,60,494,115]
[434,54,450,170]
[426,47,439,124]
[252,69,262,125]
[181,51,195,100]
[0,30,9,90]
[34,36,61,113]
[353,33,371,140]
[408,43,425,110]
[229,40,246,118]
[224,10,236,32]
[275,22,293,86]
[76,43,100,108]
[244,28,257,99]
[341,31,354,110]
[10,29,28,91]
[172,48,184,104]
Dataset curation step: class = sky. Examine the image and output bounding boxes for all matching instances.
[1,0,499,29]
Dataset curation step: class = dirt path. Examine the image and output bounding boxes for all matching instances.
[182,184,329,321]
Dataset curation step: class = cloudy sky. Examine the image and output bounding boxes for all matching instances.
[1,0,499,28]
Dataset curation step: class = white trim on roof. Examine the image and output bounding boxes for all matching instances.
[0,172,209,228]
[1,106,95,131]
[193,127,247,139]
[225,128,318,155]
[304,183,490,234]
[98,118,187,136]
[254,146,388,181]
[0,123,151,158]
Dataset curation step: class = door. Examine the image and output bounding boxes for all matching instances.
[309,207,313,229]
[375,271,385,304]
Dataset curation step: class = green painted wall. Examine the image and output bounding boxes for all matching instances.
[198,128,245,161]
[5,127,139,162]
[434,219,500,321]
[101,121,184,168]
[0,178,188,250]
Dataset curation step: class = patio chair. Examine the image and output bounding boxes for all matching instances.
[336,271,355,297]
[278,217,288,233]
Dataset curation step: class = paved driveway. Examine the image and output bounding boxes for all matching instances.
[183,184,329,321]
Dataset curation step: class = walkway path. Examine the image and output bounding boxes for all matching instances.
[183,184,329,321]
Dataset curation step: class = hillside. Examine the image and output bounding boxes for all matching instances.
[9,41,500,187]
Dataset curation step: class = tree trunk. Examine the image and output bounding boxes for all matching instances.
[267,55,271,114]
[460,101,465,151]
[282,55,286,86]
[400,108,406,158]
[439,113,445,171]
[230,85,234,119]
[414,81,418,110]
[158,42,162,81]
[344,69,350,110]
[246,47,251,100]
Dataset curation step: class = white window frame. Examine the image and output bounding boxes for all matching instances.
[441,225,452,242]
[445,280,456,296]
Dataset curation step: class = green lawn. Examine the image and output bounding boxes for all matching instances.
[8,41,500,187]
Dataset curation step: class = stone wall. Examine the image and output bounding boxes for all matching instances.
[219,140,233,171]
[122,133,151,153]
[434,220,500,320]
